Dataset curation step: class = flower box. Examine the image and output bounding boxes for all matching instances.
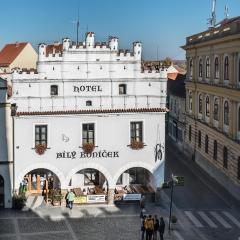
[82,142,95,154]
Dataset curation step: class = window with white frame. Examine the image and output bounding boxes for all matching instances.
[82,123,95,144]
[35,125,47,147]
[130,121,143,142]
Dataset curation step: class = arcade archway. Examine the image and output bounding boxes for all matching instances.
[114,167,156,202]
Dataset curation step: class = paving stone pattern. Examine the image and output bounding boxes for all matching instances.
[18,218,68,233]
[69,216,140,240]
[0,219,15,234]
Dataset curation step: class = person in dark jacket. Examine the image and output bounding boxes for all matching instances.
[141,215,146,240]
[159,217,165,240]
[153,215,159,240]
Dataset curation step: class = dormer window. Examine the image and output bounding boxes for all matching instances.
[119,84,127,95]
[50,85,58,96]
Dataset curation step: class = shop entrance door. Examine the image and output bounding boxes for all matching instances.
[0,175,4,208]
[27,173,48,194]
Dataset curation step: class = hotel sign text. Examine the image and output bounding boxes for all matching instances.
[73,85,103,93]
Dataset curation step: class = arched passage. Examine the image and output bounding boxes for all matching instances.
[0,175,4,208]
[113,163,156,202]
[66,163,113,188]
[16,163,65,190]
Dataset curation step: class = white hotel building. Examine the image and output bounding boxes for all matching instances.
[0,32,171,207]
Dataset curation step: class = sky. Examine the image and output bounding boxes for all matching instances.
[0,0,240,60]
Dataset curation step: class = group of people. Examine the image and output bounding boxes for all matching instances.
[141,214,165,240]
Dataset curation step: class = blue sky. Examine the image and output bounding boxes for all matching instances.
[1,0,239,60]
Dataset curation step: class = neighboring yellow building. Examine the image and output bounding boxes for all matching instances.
[182,17,240,200]
[0,42,37,82]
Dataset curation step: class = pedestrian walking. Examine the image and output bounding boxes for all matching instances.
[144,214,154,240]
[65,190,69,208]
[153,215,160,240]
[159,217,165,240]
[141,215,146,240]
[67,189,75,210]
[140,195,146,210]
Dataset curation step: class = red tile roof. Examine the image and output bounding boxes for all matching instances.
[0,42,28,67]
[16,108,167,116]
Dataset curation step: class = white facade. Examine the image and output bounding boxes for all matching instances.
[6,33,172,205]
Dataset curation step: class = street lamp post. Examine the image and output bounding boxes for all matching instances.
[168,178,174,232]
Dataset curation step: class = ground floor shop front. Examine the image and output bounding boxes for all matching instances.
[19,165,161,205]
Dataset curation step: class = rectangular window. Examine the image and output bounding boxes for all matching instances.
[119,84,127,95]
[82,123,95,144]
[84,169,99,186]
[130,121,143,142]
[35,125,47,146]
[50,85,58,96]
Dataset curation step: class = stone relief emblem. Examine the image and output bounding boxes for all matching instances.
[62,134,69,142]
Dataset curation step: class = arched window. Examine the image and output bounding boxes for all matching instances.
[189,59,193,78]
[189,91,193,111]
[206,57,210,78]
[213,140,217,160]
[214,57,219,79]
[213,98,219,121]
[224,56,229,80]
[189,125,192,142]
[223,146,228,169]
[119,84,127,95]
[50,85,58,96]
[205,135,209,153]
[199,58,203,78]
[86,100,92,106]
[198,130,202,148]
[224,101,229,126]
[199,94,203,114]
[206,96,210,117]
